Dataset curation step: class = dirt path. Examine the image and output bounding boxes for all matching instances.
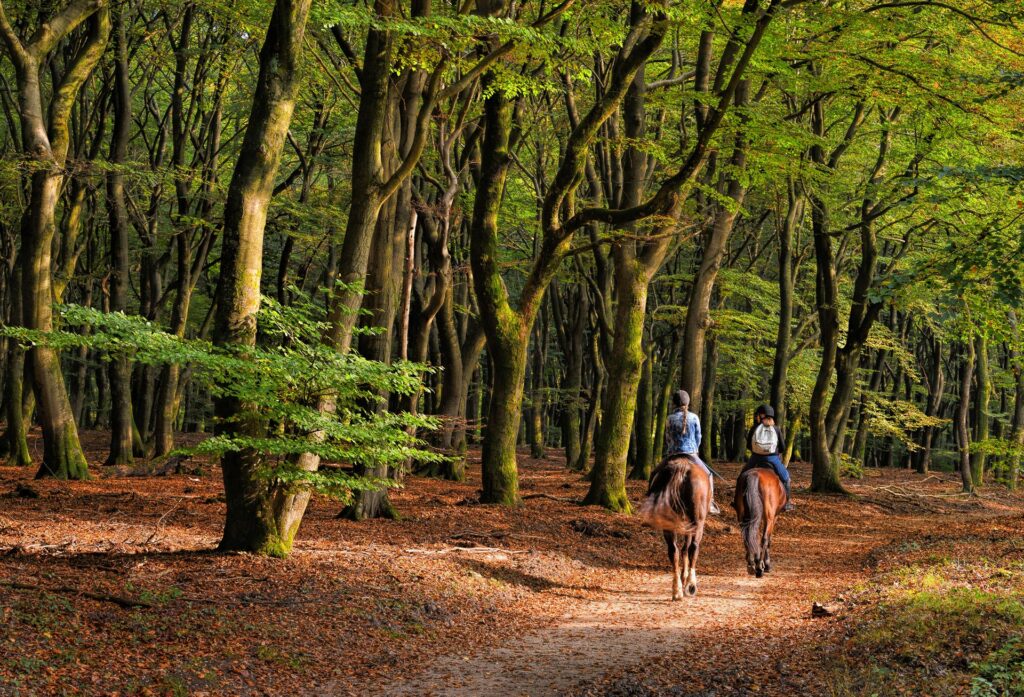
[378,511,888,697]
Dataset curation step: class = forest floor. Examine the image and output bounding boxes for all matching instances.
[2,429,1023,696]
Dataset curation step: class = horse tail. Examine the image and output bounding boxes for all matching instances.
[638,457,695,534]
[740,470,763,563]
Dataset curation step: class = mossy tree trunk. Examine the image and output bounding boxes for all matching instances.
[471,1,673,504]
[0,2,112,480]
[212,0,313,556]
[629,341,655,480]
[586,256,652,512]
[808,191,846,493]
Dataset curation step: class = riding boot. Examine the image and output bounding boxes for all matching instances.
[709,477,721,515]
[782,479,795,512]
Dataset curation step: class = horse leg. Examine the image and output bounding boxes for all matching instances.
[754,515,766,578]
[665,531,683,601]
[685,528,702,596]
[680,534,692,597]
[763,511,777,574]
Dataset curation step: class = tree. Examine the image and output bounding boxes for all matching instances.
[212,0,314,556]
[0,0,111,479]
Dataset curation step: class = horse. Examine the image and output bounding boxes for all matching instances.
[732,466,786,578]
[637,454,711,600]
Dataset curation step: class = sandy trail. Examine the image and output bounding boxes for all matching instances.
[380,518,882,697]
[387,571,761,695]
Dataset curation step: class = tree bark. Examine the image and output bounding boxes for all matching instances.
[769,183,803,428]
[680,80,749,412]
[808,192,845,493]
[913,334,945,474]
[630,341,655,479]
[471,87,525,504]
[2,263,32,466]
[970,333,989,487]
[105,5,134,466]
[585,256,649,512]
[0,4,112,479]
[957,336,976,493]
[212,0,313,556]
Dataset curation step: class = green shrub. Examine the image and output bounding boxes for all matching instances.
[2,295,443,503]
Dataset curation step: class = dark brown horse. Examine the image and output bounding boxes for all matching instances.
[732,467,786,578]
[637,455,711,600]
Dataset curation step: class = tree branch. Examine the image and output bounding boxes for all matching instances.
[28,0,106,58]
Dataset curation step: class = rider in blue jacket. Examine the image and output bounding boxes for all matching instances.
[664,390,720,515]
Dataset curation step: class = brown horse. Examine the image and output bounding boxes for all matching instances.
[637,455,711,600]
[732,467,786,578]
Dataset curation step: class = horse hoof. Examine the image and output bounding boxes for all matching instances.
[747,565,756,576]
[685,583,697,597]
[755,569,764,579]
[672,593,682,602]
[763,563,772,574]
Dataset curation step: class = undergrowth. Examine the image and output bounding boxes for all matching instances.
[827,545,1024,696]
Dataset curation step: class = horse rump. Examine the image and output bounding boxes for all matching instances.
[637,456,697,534]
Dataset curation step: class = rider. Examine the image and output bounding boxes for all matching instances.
[743,405,794,512]
[664,389,720,515]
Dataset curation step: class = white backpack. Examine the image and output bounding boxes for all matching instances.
[752,424,778,455]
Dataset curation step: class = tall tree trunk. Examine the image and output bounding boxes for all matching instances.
[559,285,587,469]
[629,340,655,479]
[652,331,683,464]
[0,6,112,479]
[699,327,719,463]
[679,81,749,412]
[576,330,604,473]
[957,337,976,493]
[1008,313,1024,490]
[970,333,989,487]
[470,87,525,505]
[3,262,32,466]
[105,5,134,466]
[914,335,944,474]
[212,0,313,556]
[852,349,887,466]
[808,193,845,493]
[585,252,662,512]
[770,184,803,428]
[527,317,547,459]
[344,170,406,521]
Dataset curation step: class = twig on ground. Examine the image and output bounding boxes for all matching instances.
[449,530,549,543]
[522,493,577,503]
[2,541,76,557]
[0,579,153,609]
[403,546,532,556]
[145,498,185,544]
[872,484,972,500]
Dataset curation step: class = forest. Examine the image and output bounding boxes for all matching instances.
[2,0,1024,695]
